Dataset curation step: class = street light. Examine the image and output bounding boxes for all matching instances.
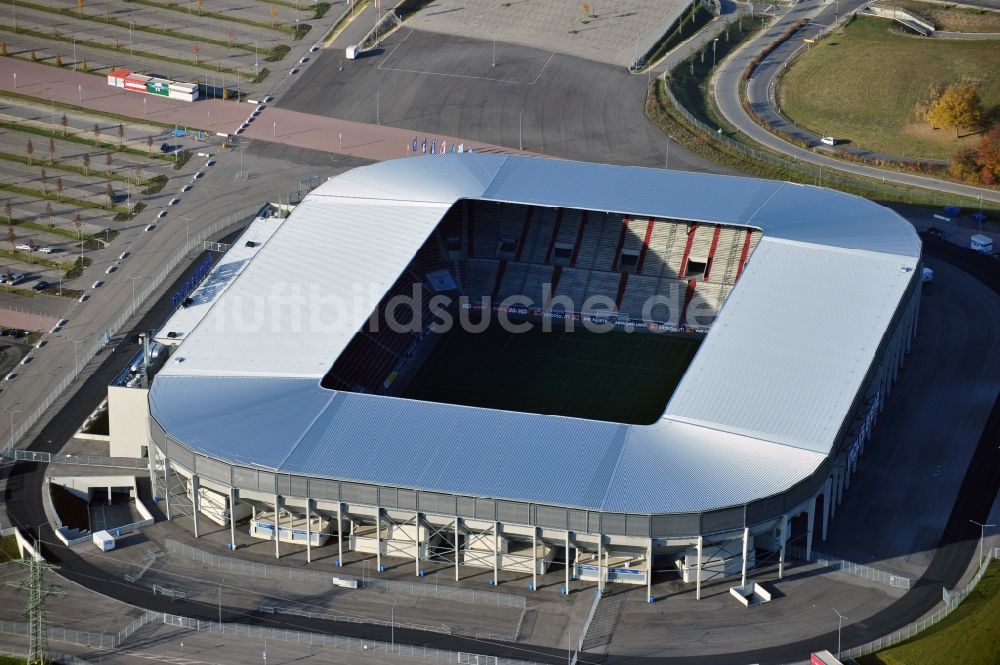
[2,407,21,451]
[70,338,84,376]
[12,72,16,89]
[833,607,847,659]
[390,596,397,651]
[970,520,995,566]
[127,275,147,314]
[712,38,719,69]
[518,108,523,150]
[181,216,192,248]
[143,97,147,117]
[78,84,82,103]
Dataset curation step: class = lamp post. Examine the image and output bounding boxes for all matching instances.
[12,72,16,89]
[128,275,147,314]
[712,38,719,69]
[143,97,147,117]
[2,407,21,451]
[833,608,847,659]
[181,216,192,248]
[78,84,82,103]
[518,108,523,150]
[70,338,84,376]
[390,596,397,652]
[970,520,995,566]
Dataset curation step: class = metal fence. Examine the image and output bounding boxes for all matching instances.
[4,207,262,454]
[260,605,451,635]
[159,613,539,665]
[786,545,912,590]
[166,539,527,609]
[0,620,114,650]
[3,449,148,469]
[0,641,92,665]
[843,547,1000,659]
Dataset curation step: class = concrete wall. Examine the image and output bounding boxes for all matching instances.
[108,386,151,458]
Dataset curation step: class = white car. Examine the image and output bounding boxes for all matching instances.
[20,355,32,365]
[157,210,167,219]
[119,251,129,260]
[38,247,54,254]
[181,184,192,193]
[79,293,89,303]
[193,171,204,179]
[92,280,103,288]
[105,265,117,274]
[205,159,215,167]
[820,136,837,146]
[4,373,15,382]
[15,243,34,252]
[145,224,156,232]
[169,198,180,206]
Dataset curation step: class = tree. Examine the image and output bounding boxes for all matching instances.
[196,0,203,13]
[93,122,101,145]
[40,169,48,193]
[55,177,63,201]
[921,83,983,138]
[7,226,15,252]
[55,54,63,67]
[192,43,201,64]
[25,139,33,166]
[227,29,233,47]
[74,212,81,239]
[106,182,115,205]
[45,202,53,226]
[975,122,1000,185]
[82,153,90,175]
[3,201,10,224]
[77,0,84,17]
[81,57,88,72]
[270,5,278,25]
[48,137,55,164]
[0,42,6,57]
[60,113,68,137]
[117,122,125,148]
[146,135,153,156]
[105,152,113,172]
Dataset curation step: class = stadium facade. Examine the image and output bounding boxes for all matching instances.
[113,155,922,597]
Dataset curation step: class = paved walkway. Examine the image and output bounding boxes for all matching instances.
[0,57,522,161]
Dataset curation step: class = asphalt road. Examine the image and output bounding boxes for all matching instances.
[279,27,727,173]
[711,0,1000,204]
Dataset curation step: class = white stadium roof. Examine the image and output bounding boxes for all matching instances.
[149,154,920,514]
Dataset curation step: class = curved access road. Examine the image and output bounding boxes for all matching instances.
[711,0,1000,204]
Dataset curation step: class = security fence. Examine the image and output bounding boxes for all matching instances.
[843,547,1000,659]
[166,539,527,609]
[260,605,451,635]
[3,449,147,469]
[786,545,912,590]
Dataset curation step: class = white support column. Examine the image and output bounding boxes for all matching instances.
[822,477,832,542]
[836,461,845,506]
[740,527,749,588]
[306,499,312,564]
[695,536,703,600]
[493,521,500,585]
[228,488,237,551]
[191,475,200,539]
[597,535,604,595]
[646,539,653,602]
[337,502,344,566]
[778,514,788,579]
[565,530,571,595]
[163,458,171,520]
[414,511,421,577]
[531,527,538,591]
[843,458,851,491]
[805,497,816,561]
[376,508,382,573]
[454,517,460,582]
[274,495,281,559]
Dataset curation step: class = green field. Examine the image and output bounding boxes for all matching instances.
[779,17,1000,160]
[879,0,1000,32]
[402,323,701,425]
[858,560,1000,665]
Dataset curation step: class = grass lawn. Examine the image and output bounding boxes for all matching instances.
[778,17,1000,160]
[402,323,701,425]
[876,0,1000,32]
[0,535,21,563]
[858,560,1000,665]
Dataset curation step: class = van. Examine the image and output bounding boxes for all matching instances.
[820,136,836,146]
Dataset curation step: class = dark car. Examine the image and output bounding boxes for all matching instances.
[159,143,172,153]
[926,227,944,239]
[32,281,49,292]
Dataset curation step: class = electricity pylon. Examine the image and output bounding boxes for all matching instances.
[6,552,64,665]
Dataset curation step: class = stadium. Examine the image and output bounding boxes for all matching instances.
[115,154,923,599]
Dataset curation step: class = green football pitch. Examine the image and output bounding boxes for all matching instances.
[401,323,702,424]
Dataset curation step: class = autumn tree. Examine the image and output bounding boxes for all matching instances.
[918,83,983,138]
[227,29,233,48]
[3,201,10,224]
[48,137,56,164]
[0,42,7,57]
[270,5,278,26]
[60,113,68,137]
[117,122,125,147]
[55,176,63,201]
[77,0,84,17]
[7,226,16,252]
[74,212,81,239]
[82,153,90,175]
[105,152,113,172]
[25,139,33,165]
[40,168,48,193]
[975,122,1000,185]
[192,43,201,64]
[93,122,102,145]
[196,0,203,13]
[146,135,153,156]
[106,182,115,205]
[45,202,53,225]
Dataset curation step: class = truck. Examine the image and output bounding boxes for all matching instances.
[93,530,116,552]
[970,233,993,255]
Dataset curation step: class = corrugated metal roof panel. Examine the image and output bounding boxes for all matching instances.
[664,237,915,451]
